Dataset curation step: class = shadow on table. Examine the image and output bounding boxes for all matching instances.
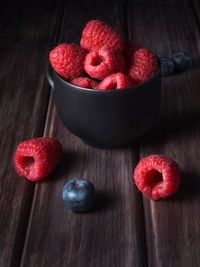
[49,151,82,182]
[89,190,119,213]
[170,171,200,201]
[137,110,200,148]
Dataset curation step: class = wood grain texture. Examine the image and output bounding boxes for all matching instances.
[0,1,64,267]
[128,1,200,266]
[2,1,200,266]
[192,0,200,28]
[20,1,147,267]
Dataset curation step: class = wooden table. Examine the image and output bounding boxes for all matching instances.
[1,0,200,266]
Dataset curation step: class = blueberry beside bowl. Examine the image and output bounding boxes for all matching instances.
[171,51,192,72]
[46,60,161,149]
[160,57,175,76]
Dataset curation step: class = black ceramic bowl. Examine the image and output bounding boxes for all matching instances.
[46,60,161,149]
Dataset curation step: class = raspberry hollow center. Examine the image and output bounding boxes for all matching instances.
[22,156,35,170]
[108,82,117,89]
[92,55,104,66]
[145,169,163,188]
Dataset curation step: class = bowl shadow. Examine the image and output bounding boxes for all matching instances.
[137,110,200,148]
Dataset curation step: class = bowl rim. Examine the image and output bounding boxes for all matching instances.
[49,58,161,94]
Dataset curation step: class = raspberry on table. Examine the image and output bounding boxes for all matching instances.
[14,137,62,181]
[128,48,159,85]
[124,40,140,67]
[71,77,98,89]
[97,73,134,90]
[134,155,180,200]
[49,43,86,81]
[84,46,125,80]
[80,20,124,53]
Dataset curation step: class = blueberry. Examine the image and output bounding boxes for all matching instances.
[159,57,175,76]
[171,51,192,71]
[62,178,95,212]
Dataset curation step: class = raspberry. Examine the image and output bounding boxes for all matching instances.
[134,155,180,200]
[84,47,125,80]
[71,77,98,89]
[128,48,159,85]
[97,73,134,90]
[124,40,140,67]
[80,20,124,53]
[49,43,86,81]
[14,137,62,181]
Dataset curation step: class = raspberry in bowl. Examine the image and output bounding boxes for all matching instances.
[46,20,161,149]
[46,59,161,148]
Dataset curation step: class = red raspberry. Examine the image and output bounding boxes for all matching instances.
[49,43,86,81]
[134,155,180,200]
[80,20,124,53]
[14,137,62,181]
[71,77,98,89]
[124,40,140,67]
[84,47,125,80]
[128,48,159,85]
[97,73,134,90]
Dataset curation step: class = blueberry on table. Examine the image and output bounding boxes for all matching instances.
[171,51,192,71]
[62,178,95,212]
[159,57,175,76]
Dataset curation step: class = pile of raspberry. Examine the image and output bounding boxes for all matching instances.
[49,20,159,90]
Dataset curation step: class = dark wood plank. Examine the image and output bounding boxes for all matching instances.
[20,1,147,266]
[0,2,64,266]
[128,1,200,267]
[192,0,200,28]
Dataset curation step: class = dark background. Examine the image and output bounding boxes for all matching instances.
[1,1,200,267]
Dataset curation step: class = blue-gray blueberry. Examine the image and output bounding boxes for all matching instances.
[62,178,95,212]
[160,57,175,76]
[171,51,192,71]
